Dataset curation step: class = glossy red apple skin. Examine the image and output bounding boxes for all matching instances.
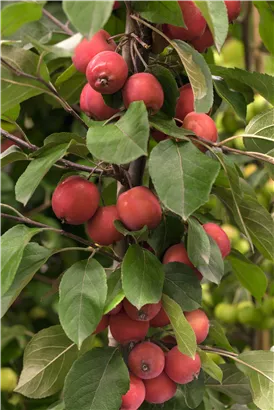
[72,30,116,74]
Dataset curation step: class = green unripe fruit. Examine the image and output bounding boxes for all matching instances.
[29,306,47,320]
[242,163,258,178]
[261,317,274,330]
[261,297,274,316]
[202,284,214,307]
[222,110,244,134]
[206,352,225,365]
[260,260,274,275]
[237,300,254,311]
[256,193,269,209]
[234,238,250,254]
[233,128,246,150]
[246,95,271,122]
[221,224,240,244]
[214,303,238,324]
[238,306,263,327]
[262,179,274,197]
[1,368,18,392]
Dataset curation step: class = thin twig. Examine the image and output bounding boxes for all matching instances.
[0,128,130,184]
[200,345,274,383]
[1,212,122,262]
[133,42,148,69]
[42,8,74,36]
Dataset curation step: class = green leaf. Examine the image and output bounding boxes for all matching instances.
[15,325,78,398]
[59,259,107,348]
[254,1,274,55]
[55,64,77,86]
[56,70,86,105]
[1,104,20,122]
[213,78,247,120]
[194,1,228,52]
[1,45,50,112]
[207,320,234,352]
[1,2,43,37]
[148,65,180,118]
[228,251,267,300]
[210,66,274,105]
[15,141,73,206]
[197,236,224,284]
[63,1,114,39]
[199,350,223,383]
[104,269,124,314]
[236,351,274,410]
[149,140,220,220]
[205,364,252,404]
[87,101,150,165]
[172,40,213,113]
[148,213,185,256]
[214,152,252,249]
[44,132,89,158]
[163,263,202,311]
[114,220,148,242]
[187,217,211,266]
[133,1,185,26]
[1,226,42,296]
[1,243,51,317]
[244,108,274,153]
[149,113,190,140]
[162,294,197,358]
[122,244,164,309]
[2,325,27,350]
[64,347,129,410]
[47,401,65,410]
[178,372,205,409]
[215,179,274,261]
[1,146,28,168]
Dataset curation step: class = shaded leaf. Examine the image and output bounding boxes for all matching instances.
[15,326,78,398]
[104,269,124,314]
[59,259,107,348]
[64,347,129,410]
[1,146,28,168]
[213,78,247,120]
[163,262,202,311]
[199,350,223,383]
[162,294,197,358]
[149,140,220,220]
[207,320,235,352]
[1,226,42,296]
[114,220,148,242]
[187,217,211,266]
[122,245,164,309]
[133,1,185,26]
[244,108,274,153]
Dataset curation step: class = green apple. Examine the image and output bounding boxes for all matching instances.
[261,297,274,316]
[29,306,47,320]
[233,128,246,150]
[234,238,250,254]
[214,303,238,324]
[1,368,18,392]
[221,224,240,244]
[238,306,263,327]
[246,95,271,122]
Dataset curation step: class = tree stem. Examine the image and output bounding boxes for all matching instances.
[42,8,74,36]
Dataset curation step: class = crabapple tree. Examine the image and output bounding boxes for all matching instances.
[1,1,274,410]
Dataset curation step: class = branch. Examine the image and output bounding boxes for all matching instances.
[42,8,74,36]
[1,57,87,130]
[1,212,122,262]
[1,128,130,186]
[200,345,274,383]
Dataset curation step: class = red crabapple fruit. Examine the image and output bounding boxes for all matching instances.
[72,30,116,73]
[150,307,170,327]
[151,129,168,142]
[123,299,162,322]
[165,347,201,384]
[86,51,128,94]
[128,341,165,379]
[80,83,119,120]
[203,222,231,258]
[108,302,123,316]
[93,315,109,334]
[121,373,145,410]
[175,84,194,122]
[182,112,218,151]
[163,1,206,41]
[86,205,123,246]
[185,309,209,343]
[109,312,149,344]
[122,73,164,114]
[117,186,162,231]
[191,27,214,53]
[144,372,177,404]
[224,0,241,22]
[163,243,203,280]
[52,176,100,225]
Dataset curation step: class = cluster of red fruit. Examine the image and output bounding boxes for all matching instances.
[52,177,162,245]
[74,29,164,121]
[94,297,209,409]
[163,0,241,53]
